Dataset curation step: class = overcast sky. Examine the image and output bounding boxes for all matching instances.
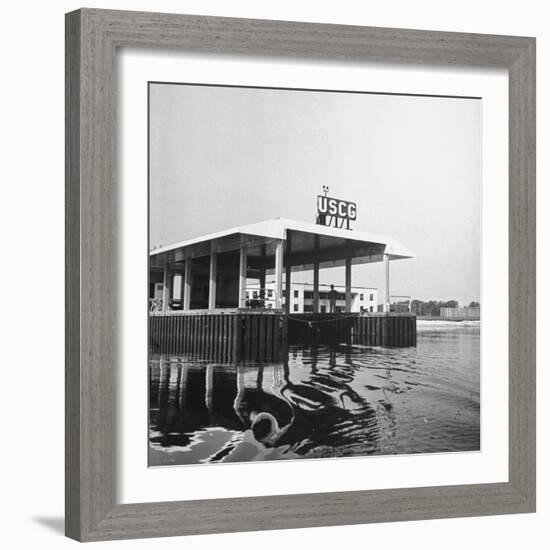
[149,83,480,305]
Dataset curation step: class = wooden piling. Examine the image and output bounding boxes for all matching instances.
[149,310,416,361]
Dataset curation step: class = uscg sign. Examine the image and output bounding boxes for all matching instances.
[316,195,357,229]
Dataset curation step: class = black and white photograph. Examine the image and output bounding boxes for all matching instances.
[148,82,481,467]
[1,0,542,546]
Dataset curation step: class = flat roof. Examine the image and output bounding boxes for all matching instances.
[150,218,414,272]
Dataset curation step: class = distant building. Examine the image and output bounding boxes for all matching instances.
[247,282,378,313]
[440,306,480,320]
[376,295,412,313]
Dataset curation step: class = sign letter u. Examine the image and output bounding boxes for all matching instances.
[317,196,328,214]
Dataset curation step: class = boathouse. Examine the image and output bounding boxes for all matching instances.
[149,218,416,357]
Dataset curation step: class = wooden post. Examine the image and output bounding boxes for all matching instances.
[239,245,247,309]
[162,264,170,311]
[208,250,217,310]
[345,257,352,313]
[274,239,283,309]
[313,260,320,313]
[383,252,390,313]
[183,256,191,311]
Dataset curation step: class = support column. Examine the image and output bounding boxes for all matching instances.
[345,257,352,313]
[285,263,291,314]
[285,231,292,314]
[239,245,247,309]
[162,265,171,312]
[259,244,267,305]
[183,256,191,311]
[208,251,217,310]
[383,252,390,313]
[259,268,266,306]
[313,260,320,313]
[274,240,283,309]
[313,235,320,313]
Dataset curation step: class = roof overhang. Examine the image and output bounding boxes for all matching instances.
[149,218,415,272]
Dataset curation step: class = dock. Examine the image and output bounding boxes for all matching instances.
[149,310,416,358]
[149,310,284,362]
[288,312,416,347]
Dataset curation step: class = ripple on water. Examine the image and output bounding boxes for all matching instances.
[149,327,480,465]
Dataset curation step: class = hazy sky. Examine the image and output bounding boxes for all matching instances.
[149,83,480,305]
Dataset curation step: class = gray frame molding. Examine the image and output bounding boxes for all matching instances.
[65,8,536,542]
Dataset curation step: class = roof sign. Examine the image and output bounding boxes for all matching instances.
[316,187,356,230]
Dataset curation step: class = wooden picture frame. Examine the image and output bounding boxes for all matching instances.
[65,8,536,542]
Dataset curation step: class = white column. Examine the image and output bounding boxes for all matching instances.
[345,257,352,313]
[274,240,283,309]
[285,263,291,314]
[313,260,320,313]
[285,231,292,314]
[259,268,266,307]
[239,245,247,308]
[383,252,390,313]
[183,257,191,311]
[162,265,170,312]
[208,251,217,310]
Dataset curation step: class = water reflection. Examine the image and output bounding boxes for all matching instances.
[149,326,480,466]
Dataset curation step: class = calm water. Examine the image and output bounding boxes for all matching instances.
[149,323,480,466]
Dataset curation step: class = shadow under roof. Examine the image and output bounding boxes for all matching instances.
[149,218,415,272]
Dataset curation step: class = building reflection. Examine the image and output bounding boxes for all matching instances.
[149,344,389,461]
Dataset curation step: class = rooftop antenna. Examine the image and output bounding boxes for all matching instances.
[316,185,331,224]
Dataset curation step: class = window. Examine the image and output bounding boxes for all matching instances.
[282,290,286,297]
[370,293,374,301]
[293,304,299,312]
[370,306,374,312]
[294,290,299,298]
[303,304,313,312]
[304,291,313,299]
[320,305,327,313]
[360,293,364,300]
[267,290,273,298]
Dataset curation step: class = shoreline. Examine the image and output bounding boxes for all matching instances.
[417,318,480,329]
